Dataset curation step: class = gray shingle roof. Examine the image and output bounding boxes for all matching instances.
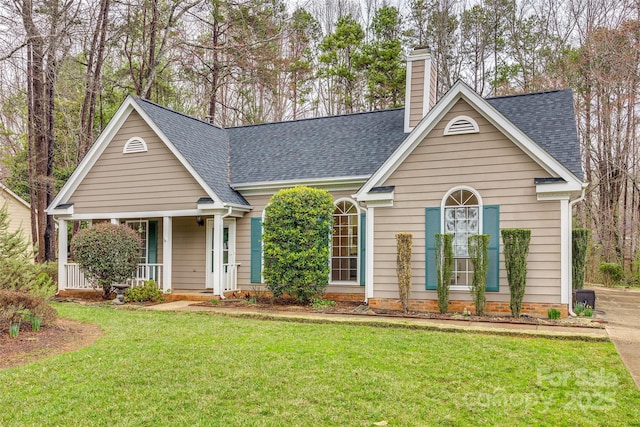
[227,109,406,184]
[487,89,583,180]
[130,88,582,207]
[133,97,249,206]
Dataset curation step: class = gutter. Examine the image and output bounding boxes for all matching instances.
[567,184,588,316]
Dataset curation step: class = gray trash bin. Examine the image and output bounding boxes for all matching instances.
[574,289,595,309]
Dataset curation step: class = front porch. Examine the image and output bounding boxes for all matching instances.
[53,204,249,296]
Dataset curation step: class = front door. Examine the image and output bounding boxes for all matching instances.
[205,218,235,290]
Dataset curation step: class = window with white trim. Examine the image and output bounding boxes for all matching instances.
[331,199,358,282]
[126,220,148,264]
[443,188,481,286]
[123,137,148,154]
[443,115,479,135]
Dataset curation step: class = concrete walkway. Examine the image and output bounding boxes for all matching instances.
[144,300,608,341]
[589,286,640,388]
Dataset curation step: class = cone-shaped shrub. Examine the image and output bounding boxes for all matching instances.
[396,233,413,313]
[572,229,591,290]
[468,234,490,315]
[501,229,531,318]
[435,233,453,313]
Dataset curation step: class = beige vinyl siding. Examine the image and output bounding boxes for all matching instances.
[374,98,562,304]
[235,190,364,295]
[1,189,32,242]
[171,216,206,289]
[409,61,425,127]
[429,61,437,109]
[70,111,208,214]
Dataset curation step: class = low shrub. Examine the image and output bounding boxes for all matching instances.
[547,308,561,320]
[0,290,57,331]
[599,263,623,287]
[310,298,336,310]
[124,280,163,303]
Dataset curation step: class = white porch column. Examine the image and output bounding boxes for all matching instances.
[560,198,569,304]
[213,213,224,296]
[162,216,172,293]
[366,207,375,301]
[57,219,67,292]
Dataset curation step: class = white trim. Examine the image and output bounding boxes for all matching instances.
[122,137,148,154]
[162,216,172,293]
[213,213,224,295]
[57,219,67,292]
[357,80,585,201]
[365,207,375,301]
[47,96,225,214]
[232,176,369,196]
[50,208,248,221]
[51,204,74,216]
[330,198,361,285]
[356,189,395,203]
[443,115,480,135]
[560,199,569,304]
[440,186,483,288]
[0,183,30,209]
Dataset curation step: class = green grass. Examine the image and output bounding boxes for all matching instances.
[1,303,638,427]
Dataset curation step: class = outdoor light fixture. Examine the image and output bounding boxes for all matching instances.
[196,216,204,227]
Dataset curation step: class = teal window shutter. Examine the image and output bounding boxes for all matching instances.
[250,217,262,283]
[425,207,440,290]
[359,213,366,286]
[148,221,158,264]
[483,205,500,291]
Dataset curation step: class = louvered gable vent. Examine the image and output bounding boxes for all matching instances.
[123,137,148,154]
[444,115,479,136]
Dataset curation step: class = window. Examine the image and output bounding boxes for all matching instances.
[331,200,359,282]
[123,137,148,154]
[443,188,481,286]
[443,115,479,136]
[126,220,148,264]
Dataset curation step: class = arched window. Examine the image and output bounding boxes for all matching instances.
[331,199,359,282]
[442,187,482,286]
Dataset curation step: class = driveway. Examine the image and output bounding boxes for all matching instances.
[589,286,640,388]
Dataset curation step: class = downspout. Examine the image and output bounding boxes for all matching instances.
[218,206,234,299]
[567,184,587,316]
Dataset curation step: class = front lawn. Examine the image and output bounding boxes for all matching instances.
[0,303,638,426]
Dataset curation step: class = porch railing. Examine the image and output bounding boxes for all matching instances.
[222,263,239,293]
[64,263,163,290]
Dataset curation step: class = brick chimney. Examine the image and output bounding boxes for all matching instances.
[404,47,437,133]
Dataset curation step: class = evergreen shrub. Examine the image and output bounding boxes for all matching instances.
[396,232,412,313]
[468,234,490,315]
[572,229,591,290]
[435,233,453,313]
[262,187,334,303]
[599,263,623,287]
[501,229,531,318]
[71,223,142,298]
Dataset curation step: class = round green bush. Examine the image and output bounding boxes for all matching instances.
[71,223,142,298]
[262,187,334,303]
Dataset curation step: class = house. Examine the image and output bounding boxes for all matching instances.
[48,48,586,316]
[1,182,33,244]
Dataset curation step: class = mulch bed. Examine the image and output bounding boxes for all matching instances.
[193,296,605,329]
[0,318,103,370]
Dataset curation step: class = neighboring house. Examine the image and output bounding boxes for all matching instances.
[48,48,586,315]
[1,182,33,245]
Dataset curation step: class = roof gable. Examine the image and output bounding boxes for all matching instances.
[1,183,30,209]
[357,81,584,199]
